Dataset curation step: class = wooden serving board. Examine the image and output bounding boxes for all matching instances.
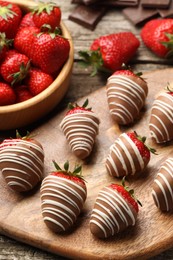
[1,69,173,260]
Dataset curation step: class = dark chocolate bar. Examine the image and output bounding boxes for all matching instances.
[141,0,171,9]
[158,0,173,17]
[123,3,159,25]
[99,0,139,7]
[68,4,107,30]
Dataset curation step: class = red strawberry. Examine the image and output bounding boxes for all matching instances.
[0,32,12,60]
[14,26,40,58]
[79,32,140,76]
[19,12,35,28]
[0,82,16,105]
[0,1,22,39]
[40,161,87,233]
[0,51,30,85]
[106,67,148,125]
[29,28,70,74]
[90,179,141,238]
[105,131,156,178]
[25,68,53,96]
[15,85,33,103]
[60,99,100,159]
[32,2,61,30]
[0,131,44,192]
[141,19,173,58]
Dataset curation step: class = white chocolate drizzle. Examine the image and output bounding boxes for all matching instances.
[41,175,87,232]
[105,133,145,177]
[60,111,100,159]
[0,139,44,191]
[90,186,137,238]
[149,92,173,143]
[106,75,147,125]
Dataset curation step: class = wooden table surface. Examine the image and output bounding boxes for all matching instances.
[1,0,173,259]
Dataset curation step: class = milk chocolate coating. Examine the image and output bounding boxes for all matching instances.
[105,133,148,177]
[149,92,173,143]
[0,139,44,192]
[60,111,100,159]
[152,158,173,212]
[90,185,137,238]
[40,175,87,233]
[106,74,148,125]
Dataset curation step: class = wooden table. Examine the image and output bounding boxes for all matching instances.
[1,0,173,259]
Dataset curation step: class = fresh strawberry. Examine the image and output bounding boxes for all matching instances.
[0,51,30,85]
[19,12,35,28]
[0,32,12,60]
[106,67,148,125]
[0,82,16,105]
[40,161,87,233]
[25,68,53,96]
[105,131,156,177]
[32,2,61,30]
[14,26,40,58]
[0,1,22,39]
[0,130,44,192]
[15,85,33,103]
[149,85,173,143]
[79,32,140,76]
[60,99,100,159]
[141,19,173,58]
[90,178,141,238]
[29,27,70,74]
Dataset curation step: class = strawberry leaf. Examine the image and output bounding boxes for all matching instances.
[53,160,62,171]
[64,161,69,171]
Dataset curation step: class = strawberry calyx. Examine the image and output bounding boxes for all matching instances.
[0,4,17,21]
[127,131,157,159]
[78,49,111,76]
[15,130,34,141]
[66,98,92,115]
[32,2,57,15]
[109,177,141,212]
[161,32,173,58]
[51,160,85,184]
[0,32,13,51]
[10,60,31,86]
[165,82,173,95]
[38,24,62,38]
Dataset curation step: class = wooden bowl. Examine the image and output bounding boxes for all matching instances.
[0,0,74,131]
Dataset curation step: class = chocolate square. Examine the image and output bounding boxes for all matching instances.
[68,5,107,30]
[159,0,173,17]
[123,3,159,25]
[141,0,171,9]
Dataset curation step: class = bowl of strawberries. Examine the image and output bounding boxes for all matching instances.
[0,0,74,130]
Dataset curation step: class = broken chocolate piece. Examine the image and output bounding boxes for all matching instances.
[68,4,107,30]
[141,0,171,9]
[123,3,159,25]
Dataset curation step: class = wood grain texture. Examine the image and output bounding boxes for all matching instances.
[1,69,173,259]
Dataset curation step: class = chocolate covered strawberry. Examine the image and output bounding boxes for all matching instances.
[32,2,61,30]
[141,19,173,58]
[0,131,44,192]
[90,179,141,238]
[149,86,173,143]
[106,67,148,125]
[40,161,87,233]
[105,131,156,177]
[60,99,100,159]
[79,32,140,75]
[0,1,22,39]
[152,157,173,212]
